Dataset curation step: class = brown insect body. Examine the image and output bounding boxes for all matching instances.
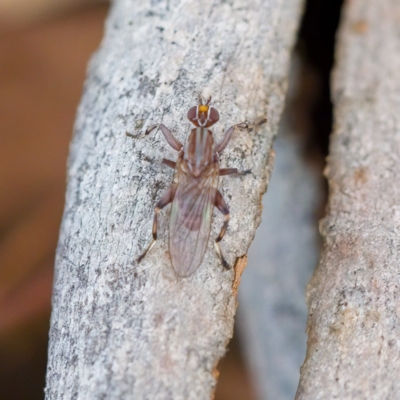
[136,97,249,277]
[169,127,219,276]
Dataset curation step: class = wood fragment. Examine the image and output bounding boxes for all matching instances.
[232,255,248,297]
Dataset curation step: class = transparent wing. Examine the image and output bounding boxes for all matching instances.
[169,166,219,277]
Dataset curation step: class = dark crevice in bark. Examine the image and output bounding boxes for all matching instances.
[297,0,344,157]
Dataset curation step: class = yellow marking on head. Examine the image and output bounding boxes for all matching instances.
[199,105,209,113]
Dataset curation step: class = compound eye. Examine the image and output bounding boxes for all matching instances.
[187,106,199,126]
[205,107,219,127]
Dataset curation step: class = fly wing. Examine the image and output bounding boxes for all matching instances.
[169,166,219,277]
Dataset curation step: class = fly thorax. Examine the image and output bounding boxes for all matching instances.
[184,127,214,177]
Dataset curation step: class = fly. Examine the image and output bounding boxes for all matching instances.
[132,97,250,277]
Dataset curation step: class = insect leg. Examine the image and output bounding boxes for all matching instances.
[214,190,230,270]
[219,168,251,176]
[159,124,183,151]
[127,124,183,151]
[162,159,176,169]
[137,186,176,262]
[216,122,248,153]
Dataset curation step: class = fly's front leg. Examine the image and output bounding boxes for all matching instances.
[216,122,248,154]
[147,124,183,151]
[137,185,176,262]
[126,124,183,152]
[219,168,251,176]
[214,190,230,270]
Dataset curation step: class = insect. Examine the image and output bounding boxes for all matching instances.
[134,97,250,277]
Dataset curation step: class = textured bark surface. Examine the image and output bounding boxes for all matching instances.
[297,1,400,398]
[240,126,323,400]
[239,56,324,400]
[45,0,304,399]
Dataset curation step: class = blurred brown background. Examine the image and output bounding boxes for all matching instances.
[0,2,255,399]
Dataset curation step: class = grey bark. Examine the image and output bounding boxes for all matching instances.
[239,55,324,400]
[45,0,304,399]
[296,1,400,399]
[239,123,322,400]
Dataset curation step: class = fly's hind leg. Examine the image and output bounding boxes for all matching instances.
[214,190,230,270]
[137,186,175,262]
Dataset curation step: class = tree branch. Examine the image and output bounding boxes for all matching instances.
[240,92,324,399]
[297,0,400,397]
[45,0,304,398]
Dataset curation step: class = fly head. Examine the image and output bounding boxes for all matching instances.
[187,96,220,128]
